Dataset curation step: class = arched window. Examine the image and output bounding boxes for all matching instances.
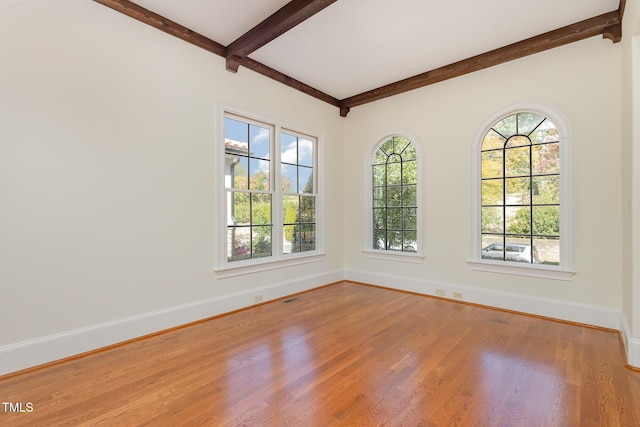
[471,103,573,280]
[481,112,560,263]
[371,136,418,253]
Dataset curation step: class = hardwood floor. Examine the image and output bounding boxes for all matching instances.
[1,281,639,426]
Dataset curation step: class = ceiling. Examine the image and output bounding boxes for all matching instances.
[96,0,624,116]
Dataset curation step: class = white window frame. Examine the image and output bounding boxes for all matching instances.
[468,102,575,280]
[215,105,324,277]
[363,130,424,263]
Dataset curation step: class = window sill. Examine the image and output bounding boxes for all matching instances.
[363,249,425,264]
[467,259,575,281]
[215,253,325,278]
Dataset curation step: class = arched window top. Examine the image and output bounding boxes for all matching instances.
[472,102,572,153]
[374,135,417,165]
[470,102,574,280]
[482,112,560,151]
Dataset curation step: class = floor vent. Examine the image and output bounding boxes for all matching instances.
[283,298,299,303]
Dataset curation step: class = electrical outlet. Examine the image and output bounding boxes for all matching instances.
[254,294,263,303]
[453,292,463,299]
[435,289,446,297]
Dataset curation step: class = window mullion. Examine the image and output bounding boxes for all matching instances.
[529,143,534,263]
[273,125,283,258]
[384,157,389,250]
[502,143,506,261]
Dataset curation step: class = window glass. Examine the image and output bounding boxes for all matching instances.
[281,133,317,255]
[225,116,273,262]
[223,113,319,267]
[480,112,560,265]
[372,136,418,253]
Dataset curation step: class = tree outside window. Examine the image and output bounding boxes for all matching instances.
[481,112,560,265]
[372,136,418,253]
[223,114,318,264]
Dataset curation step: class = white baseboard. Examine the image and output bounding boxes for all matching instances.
[345,268,621,330]
[620,312,640,368]
[0,269,344,376]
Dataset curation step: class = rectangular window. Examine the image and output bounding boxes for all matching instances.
[222,112,319,268]
[281,132,316,254]
[224,115,274,262]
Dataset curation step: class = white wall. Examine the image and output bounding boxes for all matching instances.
[343,37,624,326]
[0,1,344,374]
[621,0,640,367]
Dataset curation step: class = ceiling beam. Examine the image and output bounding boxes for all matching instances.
[93,0,340,108]
[619,0,627,20]
[93,1,624,118]
[339,11,622,116]
[241,58,341,108]
[93,0,226,57]
[603,0,626,42]
[225,0,337,73]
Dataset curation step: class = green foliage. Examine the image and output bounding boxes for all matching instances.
[533,207,560,236]
[507,208,531,234]
[290,195,316,253]
[372,138,418,252]
[283,198,298,240]
[481,119,561,241]
[482,207,502,233]
[228,183,272,261]
[508,207,559,236]
[252,228,272,258]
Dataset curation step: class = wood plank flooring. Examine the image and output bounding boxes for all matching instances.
[1,281,639,426]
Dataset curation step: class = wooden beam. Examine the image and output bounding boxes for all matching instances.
[93,0,341,110]
[603,23,622,43]
[604,0,627,43]
[241,58,341,107]
[93,0,226,57]
[225,0,337,72]
[93,1,624,117]
[340,11,622,113]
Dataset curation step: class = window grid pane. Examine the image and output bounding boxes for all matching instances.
[225,115,274,262]
[281,132,317,255]
[481,113,560,265]
[372,136,418,253]
[224,115,318,264]
[281,133,315,194]
[283,194,317,254]
[227,190,273,262]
